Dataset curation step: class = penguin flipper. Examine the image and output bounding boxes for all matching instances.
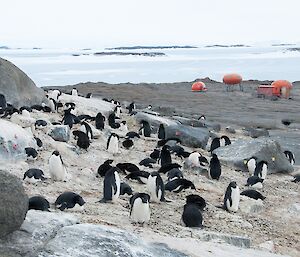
[173,186,184,193]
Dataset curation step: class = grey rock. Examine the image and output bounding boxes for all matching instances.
[172,116,221,132]
[214,138,294,173]
[37,224,188,257]
[239,196,264,214]
[0,170,28,239]
[0,210,79,257]
[0,57,45,108]
[165,124,210,148]
[243,127,269,138]
[225,126,236,134]
[48,125,70,142]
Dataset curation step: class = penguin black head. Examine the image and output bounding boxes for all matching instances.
[229,181,237,188]
[186,194,206,210]
[121,121,126,125]
[198,115,206,120]
[75,195,86,206]
[52,150,60,156]
[104,159,114,165]
[136,193,150,204]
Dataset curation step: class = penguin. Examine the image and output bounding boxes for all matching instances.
[245,176,264,189]
[64,102,76,111]
[187,152,201,167]
[186,194,206,211]
[28,196,50,211]
[80,121,93,140]
[198,115,206,120]
[0,93,7,110]
[126,131,140,139]
[159,145,172,167]
[55,192,85,211]
[284,150,295,165]
[253,160,268,180]
[100,167,121,203]
[49,150,66,181]
[209,154,221,180]
[223,181,240,212]
[114,100,121,106]
[86,93,92,98]
[292,174,300,183]
[147,172,167,203]
[78,114,95,122]
[41,103,51,113]
[220,135,231,146]
[108,113,120,129]
[114,105,122,118]
[95,112,106,130]
[116,162,140,173]
[240,189,266,200]
[97,159,113,177]
[48,89,61,101]
[62,109,75,128]
[157,138,182,147]
[158,163,181,174]
[139,158,156,168]
[244,156,258,175]
[210,137,220,153]
[49,98,57,112]
[150,149,160,160]
[139,120,151,137]
[25,147,38,160]
[165,179,195,193]
[71,88,78,96]
[73,130,90,150]
[130,193,151,224]
[127,102,136,114]
[23,168,46,181]
[167,168,184,181]
[107,133,119,154]
[31,104,43,111]
[21,109,31,118]
[182,203,203,228]
[119,121,128,133]
[122,139,134,149]
[35,119,48,129]
[125,171,150,184]
[120,182,133,195]
[34,137,43,149]
[158,124,165,139]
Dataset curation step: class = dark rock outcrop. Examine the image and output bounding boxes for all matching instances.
[0,57,45,108]
[0,170,28,238]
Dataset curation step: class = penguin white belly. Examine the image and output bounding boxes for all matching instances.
[72,89,78,96]
[251,182,263,189]
[247,159,256,175]
[111,171,120,202]
[108,137,119,154]
[147,176,159,203]
[49,101,56,112]
[116,108,121,118]
[131,198,150,223]
[49,156,66,181]
[188,153,200,167]
[220,138,225,147]
[227,187,240,212]
[80,125,87,134]
[140,177,148,184]
[260,164,268,179]
[119,124,128,133]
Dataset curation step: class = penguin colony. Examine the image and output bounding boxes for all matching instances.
[1,90,298,242]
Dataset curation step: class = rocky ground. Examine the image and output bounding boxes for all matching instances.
[2,79,300,257]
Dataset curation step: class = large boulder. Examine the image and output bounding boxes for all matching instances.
[48,125,70,142]
[172,116,221,132]
[0,119,36,162]
[214,138,294,173]
[0,57,45,108]
[0,170,28,238]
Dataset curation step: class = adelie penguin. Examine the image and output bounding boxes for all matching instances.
[220,135,231,146]
[28,196,50,211]
[35,119,48,129]
[99,167,121,203]
[55,192,85,211]
[165,179,195,193]
[114,105,122,118]
[254,160,269,180]
[149,149,160,160]
[158,163,181,174]
[240,189,266,200]
[23,168,46,182]
[119,121,128,133]
[71,88,78,96]
[25,147,38,161]
[73,130,90,150]
[284,150,295,165]
[127,102,136,114]
[209,137,221,153]
[243,156,258,175]
[186,194,206,211]
[209,154,221,180]
[120,182,133,195]
[245,176,264,189]
[97,159,113,177]
[139,120,151,137]
[95,112,105,130]
[126,131,140,139]
[49,150,67,182]
[130,193,151,224]
[107,133,119,154]
[167,168,184,181]
[159,145,172,167]
[182,203,203,228]
[223,181,240,212]
[116,162,140,173]
[139,158,156,168]
[80,121,93,140]
[122,138,134,149]
[147,172,168,203]
[125,171,150,184]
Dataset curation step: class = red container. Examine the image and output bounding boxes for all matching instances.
[223,74,242,85]
[192,82,207,92]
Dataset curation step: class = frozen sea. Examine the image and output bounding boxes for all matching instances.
[0,44,300,87]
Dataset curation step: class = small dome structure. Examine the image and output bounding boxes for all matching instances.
[223,74,242,85]
[192,82,207,92]
[271,80,292,98]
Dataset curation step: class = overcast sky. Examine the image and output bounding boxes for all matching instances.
[1,0,299,48]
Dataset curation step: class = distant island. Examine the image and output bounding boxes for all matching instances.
[286,47,300,52]
[106,45,197,50]
[205,44,251,48]
[272,43,296,47]
[0,46,10,49]
[93,51,165,57]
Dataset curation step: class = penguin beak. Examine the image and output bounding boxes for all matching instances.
[271,157,276,162]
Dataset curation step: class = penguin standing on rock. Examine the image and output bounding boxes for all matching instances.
[209,154,221,180]
[130,193,151,224]
[223,181,240,212]
[107,133,119,154]
[284,150,295,165]
[49,150,66,181]
[99,167,121,203]
[147,172,168,203]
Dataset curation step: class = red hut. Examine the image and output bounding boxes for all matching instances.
[271,80,292,98]
[192,82,207,92]
[223,73,243,91]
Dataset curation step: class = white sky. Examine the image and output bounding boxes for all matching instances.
[1,0,300,48]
